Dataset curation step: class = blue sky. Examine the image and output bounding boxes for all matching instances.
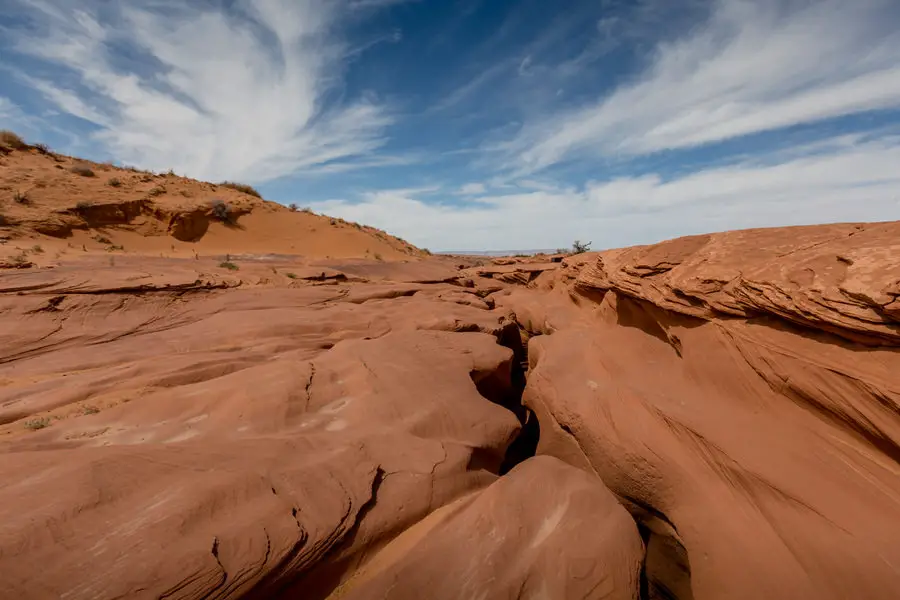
[2,0,900,251]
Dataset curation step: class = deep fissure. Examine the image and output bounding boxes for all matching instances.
[496,316,694,600]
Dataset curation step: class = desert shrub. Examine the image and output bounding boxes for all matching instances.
[148,185,166,197]
[31,244,43,254]
[70,163,95,177]
[571,240,592,254]
[75,201,92,212]
[94,235,112,245]
[13,190,29,205]
[219,181,261,198]
[83,405,100,415]
[210,199,231,222]
[288,203,298,212]
[107,177,122,187]
[24,417,50,430]
[373,252,383,261]
[329,218,337,225]
[32,143,51,155]
[0,130,26,150]
[11,252,29,266]
[219,260,238,271]
[285,272,298,279]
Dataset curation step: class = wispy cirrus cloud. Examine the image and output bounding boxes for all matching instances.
[505,0,900,173]
[6,0,393,182]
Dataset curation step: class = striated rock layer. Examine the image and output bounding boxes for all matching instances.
[498,220,900,599]
[1,220,899,599]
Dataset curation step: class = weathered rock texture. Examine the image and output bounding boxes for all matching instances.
[2,158,899,600]
[497,221,900,600]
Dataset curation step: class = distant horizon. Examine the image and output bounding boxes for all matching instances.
[2,0,899,251]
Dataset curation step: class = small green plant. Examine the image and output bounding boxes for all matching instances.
[107,177,122,187]
[148,185,166,197]
[167,168,175,176]
[13,190,29,205]
[107,244,124,252]
[83,405,100,415]
[302,207,313,214]
[94,235,112,245]
[288,203,298,212]
[219,260,239,271]
[70,163,95,177]
[32,143,51,155]
[24,417,50,430]
[11,252,29,266]
[285,272,298,279]
[31,244,44,254]
[219,181,261,198]
[571,240,592,254]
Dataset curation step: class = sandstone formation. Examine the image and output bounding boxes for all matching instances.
[3,140,899,600]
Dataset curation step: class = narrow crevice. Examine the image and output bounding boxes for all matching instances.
[492,320,541,474]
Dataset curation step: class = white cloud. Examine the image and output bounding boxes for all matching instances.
[10,0,392,182]
[0,97,14,119]
[314,136,900,250]
[458,182,486,195]
[507,0,900,173]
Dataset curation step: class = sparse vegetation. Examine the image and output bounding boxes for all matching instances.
[0,130,26,150]
[330,218,337,225]
[107,177,122,187]
[571,240,592,254]
[422,248,432,255]
[13,190,30,205]
[148,185,166,197]
[210,199,231,222]
[11,252,29,266]
[24,417,50,431]
[373,252,383,261]
[219,260,239,271]
[94,235,112,245]
[286,272,298,279]
[289,203,298,212]
[220,181,261,198]
[75,201,92,212]
[70,163,95,177]
[32,143,51,155]
[83,405,100,415]
[31,244,44,254]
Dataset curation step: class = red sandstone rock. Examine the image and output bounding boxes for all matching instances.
[331,456,643,600]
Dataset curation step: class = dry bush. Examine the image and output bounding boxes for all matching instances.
[210,199,231,222]
[219,181,262,198]
[107,177,122,187]
[571,240,592,254]
[70,163,96,177]
[0,130,26,150]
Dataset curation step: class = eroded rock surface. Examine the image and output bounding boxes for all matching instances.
[499,222,900,600]
[2,221,899,600]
